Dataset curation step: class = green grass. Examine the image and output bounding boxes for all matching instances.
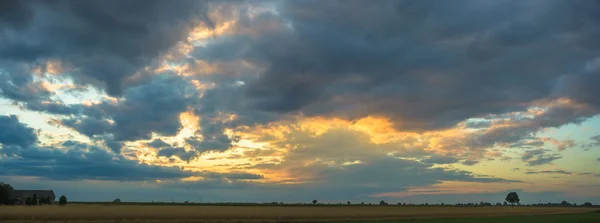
[337,212,600,223]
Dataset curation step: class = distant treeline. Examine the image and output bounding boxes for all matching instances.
[70,201,598,207]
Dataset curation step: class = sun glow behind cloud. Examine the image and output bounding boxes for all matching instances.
[1,0,600,203]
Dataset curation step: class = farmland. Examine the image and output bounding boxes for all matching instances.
[0,204,597,223]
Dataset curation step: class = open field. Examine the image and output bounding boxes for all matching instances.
[339,211,600,223]
[0,205,598,223]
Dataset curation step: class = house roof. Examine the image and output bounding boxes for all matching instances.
[10,190,56,199]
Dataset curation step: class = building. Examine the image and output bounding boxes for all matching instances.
[10,190,56,205]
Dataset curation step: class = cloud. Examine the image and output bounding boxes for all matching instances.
[461,160,479,166]
[147,139,172,149]
[56,75,199,141]
[1,0,600,203]
[521,149,562,166]
[524,170,573,175]
[0,142,193,181]
[187,0,600,132]
[421,155,459,165]
[583,135,600,151]
[0,0,219,96]
[540,138,576,152]
[0,115,37,148]
[157,147,197,162]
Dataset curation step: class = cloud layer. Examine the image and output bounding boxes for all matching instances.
[1,0,600,203]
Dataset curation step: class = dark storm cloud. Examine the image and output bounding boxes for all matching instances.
[0,0,219,96]
[0,115,37,148]
[0,143,193,181]
[191,0,600,132]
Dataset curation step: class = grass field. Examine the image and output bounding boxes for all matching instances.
[340,212,600,223]
[0,205,597,222]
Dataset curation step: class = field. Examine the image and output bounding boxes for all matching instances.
[0,204,597,223]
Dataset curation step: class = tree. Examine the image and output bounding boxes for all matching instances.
[59,195,67,206]
[32,194,38,206]
[25,196,32,206]
[583,202,593,207]
[347,201,351,205]
[361,202,365,205]
[379,200,388,205]
[113,198,121,203]
[560,200,570,206]
[312,200,317,205]
[0,182,14,205]
[505,192,520,207]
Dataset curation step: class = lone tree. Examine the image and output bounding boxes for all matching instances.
[32,194,38,206]
[59,195,67,206]
[0,182,14,205]
[379,200,388,205]
[312,200,317,205]
[505,192,520,207]
[113,198,121,203]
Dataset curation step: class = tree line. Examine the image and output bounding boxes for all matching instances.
[0,182,67,206]
[2,183,596,208]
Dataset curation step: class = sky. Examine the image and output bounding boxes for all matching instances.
[0,0,599,204]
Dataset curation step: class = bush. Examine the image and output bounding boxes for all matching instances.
[59,195,67,206]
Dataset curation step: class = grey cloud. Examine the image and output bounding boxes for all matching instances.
[421,155,459,164]
[147,139,172,149]
[522,150,545,161]
[0,1,34,29]
[200,172,264,180]
[466,102,597,152]
[0,0,218,96]
[583,135,600,151]
[186,0,600,132]
[157,147,197,162]
[556,139,575,152]
[522,149,562,166]
[461,160,479,166]
[0,143,193,181]
[56,75,199,141]
[525,170,573,175]
[96,135,123,154]
[0,115,37,148]
[61,117,113,137]
[508,139,545,148]
[0,63,52,103]
[278,157,520,200]
[465,120,491,129]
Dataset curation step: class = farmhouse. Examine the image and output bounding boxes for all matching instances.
[10,190,56,205]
